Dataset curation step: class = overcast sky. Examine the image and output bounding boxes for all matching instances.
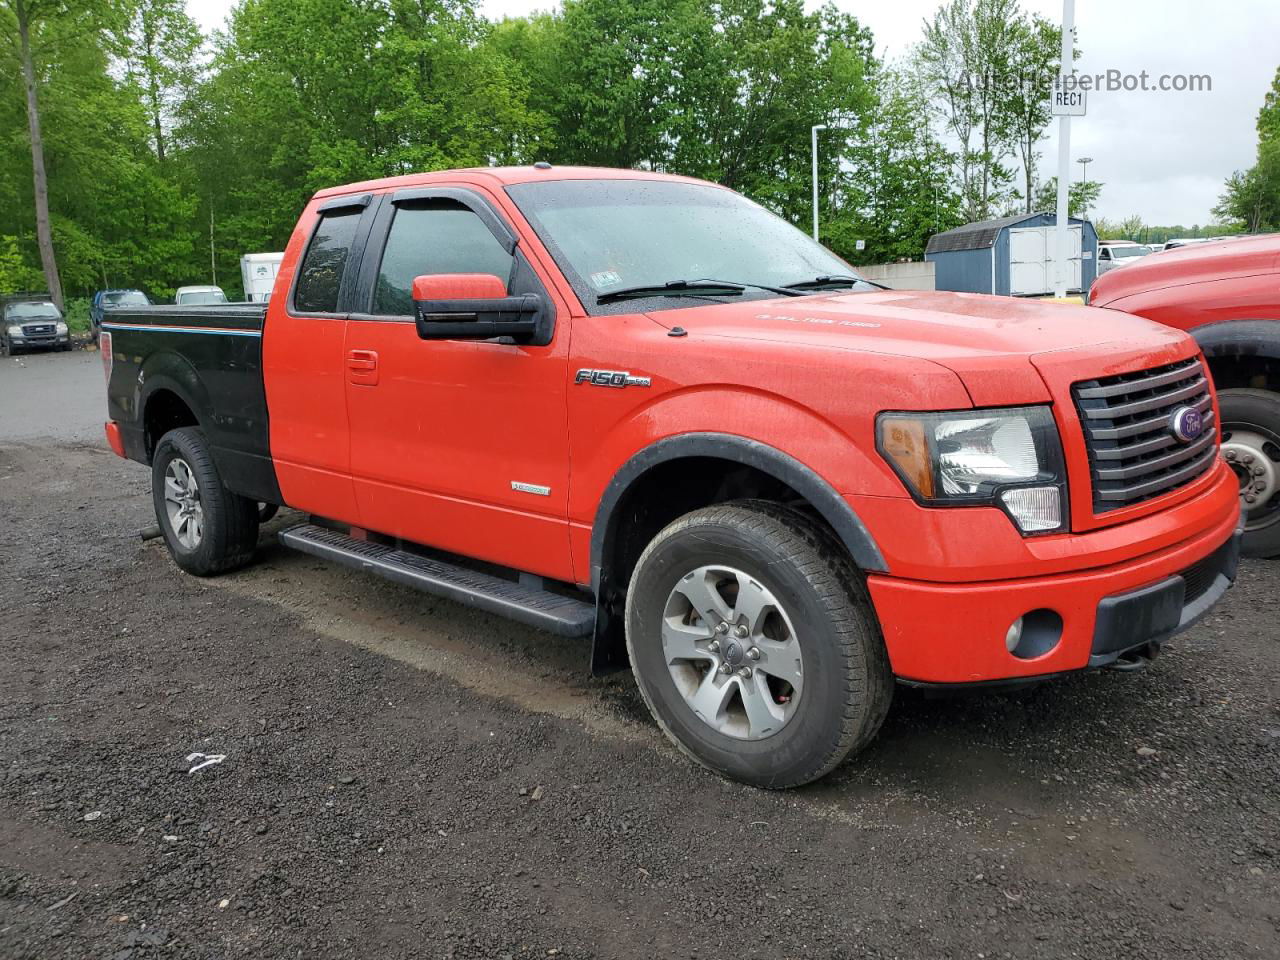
[185,0,1280,227]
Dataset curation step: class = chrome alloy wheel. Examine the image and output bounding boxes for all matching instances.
[1222,424,1280,533]
[661,565,803,740]
[163,457,204,549]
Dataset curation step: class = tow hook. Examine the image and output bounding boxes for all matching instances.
[1105,641,1162,672]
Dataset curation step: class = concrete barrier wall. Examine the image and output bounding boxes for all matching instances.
[859,261,936,291]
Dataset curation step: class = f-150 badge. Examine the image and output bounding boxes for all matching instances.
[575,369,652,388]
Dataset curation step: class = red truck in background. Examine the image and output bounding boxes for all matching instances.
[101,166,1240,788]
[1090,235,1280,558]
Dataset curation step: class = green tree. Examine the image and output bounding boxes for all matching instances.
[1215,67,1280,232]
[1033,176,1102,218]
[125,0,201,163]
[1005,13,1060,213]
[838,69,962,263]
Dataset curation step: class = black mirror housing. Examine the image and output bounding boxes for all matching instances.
[414,293,550,346]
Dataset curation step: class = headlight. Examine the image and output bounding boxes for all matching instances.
[877,406,1067,534]
[55,321,68,334]
[6,325,21,337]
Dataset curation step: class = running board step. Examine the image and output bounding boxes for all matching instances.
[278,523,595,638]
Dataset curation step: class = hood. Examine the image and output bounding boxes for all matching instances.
[646,290,1190,406]
[1091,234,1280,307]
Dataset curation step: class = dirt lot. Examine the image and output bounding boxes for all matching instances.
[1,350,1278,960]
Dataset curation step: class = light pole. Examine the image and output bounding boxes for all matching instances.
[811,123,827,241]
[1077,156,1094,215]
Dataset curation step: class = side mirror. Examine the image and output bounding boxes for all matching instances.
[413,273,545,343]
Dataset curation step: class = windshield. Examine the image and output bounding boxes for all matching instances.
[104,291,149,306]
[6,301,60,320]
[1110,246,1152,259]
[506,179,871,314]
[177,290,227,305]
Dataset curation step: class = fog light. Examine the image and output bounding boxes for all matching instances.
[1005,617,1024,652]
[1000,486,1062,533]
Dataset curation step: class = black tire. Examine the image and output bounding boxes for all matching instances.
[151,427,260,576]
[1219,388,1280,559]
[625,500,893,788]
[258,502,280,524]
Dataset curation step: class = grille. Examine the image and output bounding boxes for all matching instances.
[1073,357,1217,513]
[23,324,54,335]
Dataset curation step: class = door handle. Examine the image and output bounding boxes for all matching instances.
[347,349,379,385]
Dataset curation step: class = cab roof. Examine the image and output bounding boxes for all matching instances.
[312,165,717,200]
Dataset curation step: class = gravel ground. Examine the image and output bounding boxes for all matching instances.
[1,350,1278,959]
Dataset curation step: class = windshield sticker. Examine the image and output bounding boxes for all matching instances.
[756,313,881,330]
[590,270,623,289]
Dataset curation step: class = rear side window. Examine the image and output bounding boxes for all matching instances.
[372,200,514,315]
[294,210,362,313]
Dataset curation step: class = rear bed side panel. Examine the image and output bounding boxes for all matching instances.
[103,304,281,504]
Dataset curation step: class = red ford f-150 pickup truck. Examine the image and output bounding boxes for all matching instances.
[1090,234,1280,558]
[102,166,1241,787]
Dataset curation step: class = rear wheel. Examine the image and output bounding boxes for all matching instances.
[625,501,892,788]
[1219,388,1280,559]
[151,427,259,576]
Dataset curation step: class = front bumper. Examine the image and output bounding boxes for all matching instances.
[8,335,69,349]
[866,473,1241,685]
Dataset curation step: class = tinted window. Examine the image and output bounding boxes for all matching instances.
[294,210,362,313]
[372,200,513,315]
[177,290,228,305]
[105,291,149,306]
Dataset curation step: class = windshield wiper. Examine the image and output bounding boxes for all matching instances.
[784,274,889,292]
[596,278,805,304]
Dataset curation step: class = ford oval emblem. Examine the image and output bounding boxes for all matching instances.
[1169,406,1204,444]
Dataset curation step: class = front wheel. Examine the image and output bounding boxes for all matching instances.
[625,501,893,788]
[1219,388,1280,559]
[151,427,260,576]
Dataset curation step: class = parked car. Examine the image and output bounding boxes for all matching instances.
[100,166,1240,788]
[90,289,151,342]
[1097,241,1154,275]
[1157,237,1223,252]
[1090,234,1280,558]
[1,293,69,354]
[174,285,228,306]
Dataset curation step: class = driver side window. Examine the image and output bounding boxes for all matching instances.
[372,200,515,316]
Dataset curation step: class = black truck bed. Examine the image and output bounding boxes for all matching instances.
[101,303,279,504]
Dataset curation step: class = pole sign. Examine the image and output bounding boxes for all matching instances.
[1051,76,1087,116]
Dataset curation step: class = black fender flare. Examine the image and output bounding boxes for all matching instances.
[587,433,887,673]
[136,353,211,459]
[1191,319,1280,367]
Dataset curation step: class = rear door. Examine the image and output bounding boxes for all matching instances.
[342,186,574,582]
[262,194,376,524]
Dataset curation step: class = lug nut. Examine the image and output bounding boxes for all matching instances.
[709,640,720,652]
[737,667,752,679]
[747,646,761,661]
[1257,481,1269,493]
[1254,465,1267,476]
[1225,450,1238,461]
[715,622,729,635]
[1243,453,1256,465]
[734,625,748,639]
[719,663,733,675]
[1245,493,1258,504]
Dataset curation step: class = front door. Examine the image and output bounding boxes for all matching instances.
[343,188,575,582]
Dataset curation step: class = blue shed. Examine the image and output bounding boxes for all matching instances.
[925,212,1098,296]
